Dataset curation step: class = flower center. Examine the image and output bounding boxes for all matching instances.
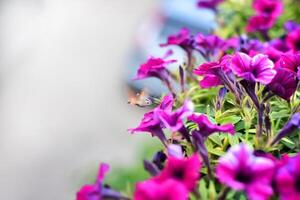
[295,40,300,50]
[295,177,300,192]
[235,171,252,183]
[173,169,185,180]
[263,6,274,14]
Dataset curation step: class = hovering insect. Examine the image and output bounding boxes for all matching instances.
[127,90,158,107]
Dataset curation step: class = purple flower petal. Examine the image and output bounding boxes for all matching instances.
[231,52,276,84]
[216,144,275,200]
[188,114,235,137]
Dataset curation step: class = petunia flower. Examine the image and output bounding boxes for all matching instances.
[128,111,167,143]
[154,154,201,191]
[271,113,300,145]
[239,36,266,54]
[160,28,195,71]
[216,143,275,200]
[246,15,276,33]
[275,153,300,200]
[263,39,289,62]
[286,27,300,52]
[266,67,298,100]
[230,52,276,84]
[134,57,176,92]
[160,28,191,48]
[253,0,283,18]
[193,55,232,89]
[157,100,194,142]
[157,100,194,132]
[194,33,228,58]
[189,114,235,177]
[128,94,175,144]
[77,163,125,200]
[134,179,188,200]
[280,52,300,73]
[188,114,235,137]
[197,0,224,10]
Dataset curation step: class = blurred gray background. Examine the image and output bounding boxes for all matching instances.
[0,0,155,199]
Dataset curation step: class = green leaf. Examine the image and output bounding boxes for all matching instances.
[209,134,222,146]
[228,134,240,146]
[217,116,241,125]
[208,181,217,200]
[199,179,208,200]
[207,146,225,156]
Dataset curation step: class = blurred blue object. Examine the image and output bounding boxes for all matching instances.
[125,0,217,96]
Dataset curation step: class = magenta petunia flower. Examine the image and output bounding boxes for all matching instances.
[134,57,176,85]
[188,114,235,137]
[216,144,275,200]
[128,111,167,143]
[77,163,125,200]
[230,52,276,84]
[280,52,300,73]
[246,15,276,33]
[263,39,289,62]
[77,163,109,200]
[128,94,175,143]
[199,75,223,88]
[193,55,231,88]
[157,100,194,132]
[275,153,300,200]
[195,34,226,52]
[267,67,298,100]
[156,93,174,112]
[154,154,201,191]
[286,27,300,52]
[134,179,188,200]
[197,0,224,9]
[160,28,191,47]
[253,0,283,18]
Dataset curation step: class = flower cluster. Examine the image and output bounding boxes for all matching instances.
[77,0,300,199]
[246,0,283,34]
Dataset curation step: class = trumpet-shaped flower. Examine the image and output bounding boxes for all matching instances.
[134,57,176,83]
[128,94,174,143]
[77,164,109,200]
[286,27,300,51]
[195,34,226,53]
[160,28,191,47]
[193,55,231,88]
[231,52,276,84]
[246,15,276,33]
[253,0,283,18]
[275,153,300,200]
[77,164,124,200]
[216,144,275,200]
[280,52,300,73]
[188,114,235,137]
[134,179,188,200]
[154,154,201,191]
[267,67,298,100]
[157,100,194,132]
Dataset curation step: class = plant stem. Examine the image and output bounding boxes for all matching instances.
[217,187,230,200]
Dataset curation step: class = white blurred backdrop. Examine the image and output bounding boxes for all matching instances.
[0,0,154,199]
